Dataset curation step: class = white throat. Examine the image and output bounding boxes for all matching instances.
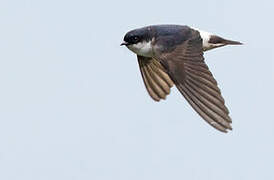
[127,41,153,57]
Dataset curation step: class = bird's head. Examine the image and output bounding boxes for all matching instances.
[121,27,153,57]
[121,28,148,46]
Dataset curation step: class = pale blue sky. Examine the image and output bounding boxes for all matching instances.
[0,0,274,180]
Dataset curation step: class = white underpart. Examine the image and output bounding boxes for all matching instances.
[127,41,153,57]
[192,27,223,51]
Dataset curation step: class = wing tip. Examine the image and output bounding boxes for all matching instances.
[151,95,168,102]
[209,121,232,133]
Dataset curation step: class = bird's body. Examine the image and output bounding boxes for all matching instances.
[121,24,242,132]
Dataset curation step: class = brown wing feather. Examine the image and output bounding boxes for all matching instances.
[153,31,232,132]
[137,56,173,101]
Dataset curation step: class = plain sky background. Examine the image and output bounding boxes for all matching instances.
[0,0,274,179]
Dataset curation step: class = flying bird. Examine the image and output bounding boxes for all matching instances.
[121,25,242,132]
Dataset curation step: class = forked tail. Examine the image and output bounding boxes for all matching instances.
[209,35,243,45]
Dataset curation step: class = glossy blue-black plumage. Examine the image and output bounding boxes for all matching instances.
[123,25,195,52]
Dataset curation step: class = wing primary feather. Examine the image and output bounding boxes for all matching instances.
[185,67,217,84]
[138,60,161,101]
[178,84,232,130]
[178,85,228,132]
[184,63,212,75]
[138,56,174,101]
[186,76,228,112]
[186,70,221,93]
[146,63,170,95]
[151,59,174,88]
[184,79,231,122]
[143,62,168,99]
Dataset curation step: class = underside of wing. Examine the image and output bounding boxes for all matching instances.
[137,55,174,101]
[154,31,232,132]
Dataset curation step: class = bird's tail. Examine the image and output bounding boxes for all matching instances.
[223,39,243,45]
[209,35,243,45]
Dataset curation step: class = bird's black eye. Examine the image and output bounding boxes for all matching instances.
[131,36,139,43]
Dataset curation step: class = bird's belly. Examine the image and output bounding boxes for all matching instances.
[127,41,153,57]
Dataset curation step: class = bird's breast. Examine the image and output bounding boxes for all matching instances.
[127,41,153,57]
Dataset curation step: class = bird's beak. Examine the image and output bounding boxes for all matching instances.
[120,41,129,46]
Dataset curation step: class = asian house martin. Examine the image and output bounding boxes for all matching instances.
[121,24,242,132]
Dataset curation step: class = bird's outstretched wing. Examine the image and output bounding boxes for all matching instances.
[137,56,173,101]
[153,31,232,132]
